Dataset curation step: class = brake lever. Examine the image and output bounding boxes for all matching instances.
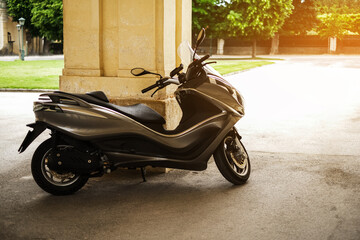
[151,85,165,97]
[151,89,159,97]
[203,61,217,66]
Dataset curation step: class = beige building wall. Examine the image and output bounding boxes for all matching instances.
[0,18,35,56]
[5,18,21,54]
[0,1,41,56]
[0,0,20,55]
[0,0,7,52]
[60,0,191,130]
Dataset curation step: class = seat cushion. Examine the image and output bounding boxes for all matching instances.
[54,91,165,125]
[110,103,165,124]
[86,91,109,102]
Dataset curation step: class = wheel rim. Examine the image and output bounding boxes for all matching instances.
[41,147,80,187]
[223,136,249,177]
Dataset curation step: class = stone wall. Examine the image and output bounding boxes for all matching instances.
[199,35,360,55]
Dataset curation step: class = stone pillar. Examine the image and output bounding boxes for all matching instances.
[329,37,337,54]
[217,39,225,55]
[61,0,191,130]
[176,0,191,65]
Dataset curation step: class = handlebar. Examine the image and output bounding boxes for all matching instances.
[141,55,210,94]
[141,77,177,94]
[170,64,183,78]
[198,54,210,63]
[141,82,160,93]
[188,54,210,70]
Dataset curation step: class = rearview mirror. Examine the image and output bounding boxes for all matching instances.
[130,67,162,78]
[193,28,206,60]
[131,68,149,76]
[195,28,206,49]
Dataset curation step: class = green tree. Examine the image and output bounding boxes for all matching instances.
[192,0,229,38]
[281,0,319,36]
[315,0,360,13]
[347,14,360,34]
[31,0,63,41]
[269,0,318,54]
[6,0,39,37]
[227,0,293,58]
[192,0,230,54]
[6,0,62,41]
[315,0,360,35]
[316,7,352,53]
[317,11,349,39]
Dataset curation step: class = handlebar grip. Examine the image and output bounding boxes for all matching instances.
[141,83,158,93]
[170,64,184,78]
[198,54,210,63]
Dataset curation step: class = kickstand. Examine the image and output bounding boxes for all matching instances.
[140,167,147,182]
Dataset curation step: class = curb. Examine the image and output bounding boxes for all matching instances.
[222,61,277,77]
[223,71,248,77]
[0,55,64,61]
[0,88,56,92]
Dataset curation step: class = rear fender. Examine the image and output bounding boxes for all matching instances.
[18,122,47,153]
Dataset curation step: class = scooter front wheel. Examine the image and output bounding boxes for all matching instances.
[214,130,250,185]
[31,139,89,195]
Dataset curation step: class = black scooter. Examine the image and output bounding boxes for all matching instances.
[19,28,250,195]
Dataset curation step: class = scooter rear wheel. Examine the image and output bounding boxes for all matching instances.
[214,130,250,185]
[31,139,89,195]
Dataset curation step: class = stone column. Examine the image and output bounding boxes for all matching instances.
[217,39,225,55]
[60,0,191,130]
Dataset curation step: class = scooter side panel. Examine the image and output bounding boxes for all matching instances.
[104,114,237,170]
[35,102,229,151]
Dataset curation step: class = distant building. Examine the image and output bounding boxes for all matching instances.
[0,0,44,55]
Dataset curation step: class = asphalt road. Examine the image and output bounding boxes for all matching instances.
[0,55,359,240]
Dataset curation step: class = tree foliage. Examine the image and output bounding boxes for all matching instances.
[347,14,360,34]
[31,0,63,41]
[317,12,348,38]
[316,4,360,38]
[192,0,230,38]
[315,0,360,13]
[280,0,319,36]
[6,0,39,37]
[6,0,63,41]
[226,0,293,40]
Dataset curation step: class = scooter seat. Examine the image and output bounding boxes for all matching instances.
[54,91,165,125]
[86,91,109,102]
[110,103,165,125]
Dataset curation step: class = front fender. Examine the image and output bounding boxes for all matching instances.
[18,122,47,153]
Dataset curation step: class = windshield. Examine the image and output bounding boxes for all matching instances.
[177,41,243,106]
[177,41,221,77]
[177,41,193,71]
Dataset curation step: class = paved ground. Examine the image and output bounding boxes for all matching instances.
[0,56,359,240]
[229,55,360,156]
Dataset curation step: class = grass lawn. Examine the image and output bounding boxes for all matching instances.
[0,59,274,89]
[213,60,274,75]
[0,60,63,89]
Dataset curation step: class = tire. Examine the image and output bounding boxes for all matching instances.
[214,130,250,185]
[31,139,89,195]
